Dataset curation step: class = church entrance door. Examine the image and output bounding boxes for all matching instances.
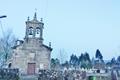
[27,63,36,75]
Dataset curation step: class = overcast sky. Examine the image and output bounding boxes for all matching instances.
[0,0,120,61]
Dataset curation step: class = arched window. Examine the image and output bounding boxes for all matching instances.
[36,27,40,37]
[28,27,34,38]
[28,27,33,35]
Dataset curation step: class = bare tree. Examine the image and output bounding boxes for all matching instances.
[0,29,16,67]
[59,49,68,64]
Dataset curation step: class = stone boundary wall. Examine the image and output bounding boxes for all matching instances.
[38,70,86,80]
[0,68,19,80]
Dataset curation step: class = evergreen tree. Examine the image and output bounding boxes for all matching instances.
[78,53,92,69]
[69,54,78,67]
[51,58,56,69]
[74,55,79,66]
[79,53,84,61]
[62,61,69,69]
[69,54,75,65]
[51,58,60,69]
[84,52,91,62]
[117,56,120,63]
[111,57,116,65]
[95,49,103,60]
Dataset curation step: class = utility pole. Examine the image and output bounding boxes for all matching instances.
[0,15,7,68]
[0,15,7,18]
[0,15,7,37]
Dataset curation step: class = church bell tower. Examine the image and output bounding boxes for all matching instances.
[25,12,44,44]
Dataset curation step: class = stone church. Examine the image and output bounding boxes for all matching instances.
[7,13,52,75]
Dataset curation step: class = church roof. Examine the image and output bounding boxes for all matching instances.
[12,45,20,49]
[42,44,53,51]
[12,42,52,51]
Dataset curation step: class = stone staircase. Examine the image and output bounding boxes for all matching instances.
[20,75,38,80]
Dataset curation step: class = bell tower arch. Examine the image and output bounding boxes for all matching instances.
[25,12,44,43]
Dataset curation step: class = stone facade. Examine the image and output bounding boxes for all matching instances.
[8,13,52,75]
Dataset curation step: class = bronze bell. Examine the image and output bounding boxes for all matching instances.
[36,29,40,34]
[29,29,33,35]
